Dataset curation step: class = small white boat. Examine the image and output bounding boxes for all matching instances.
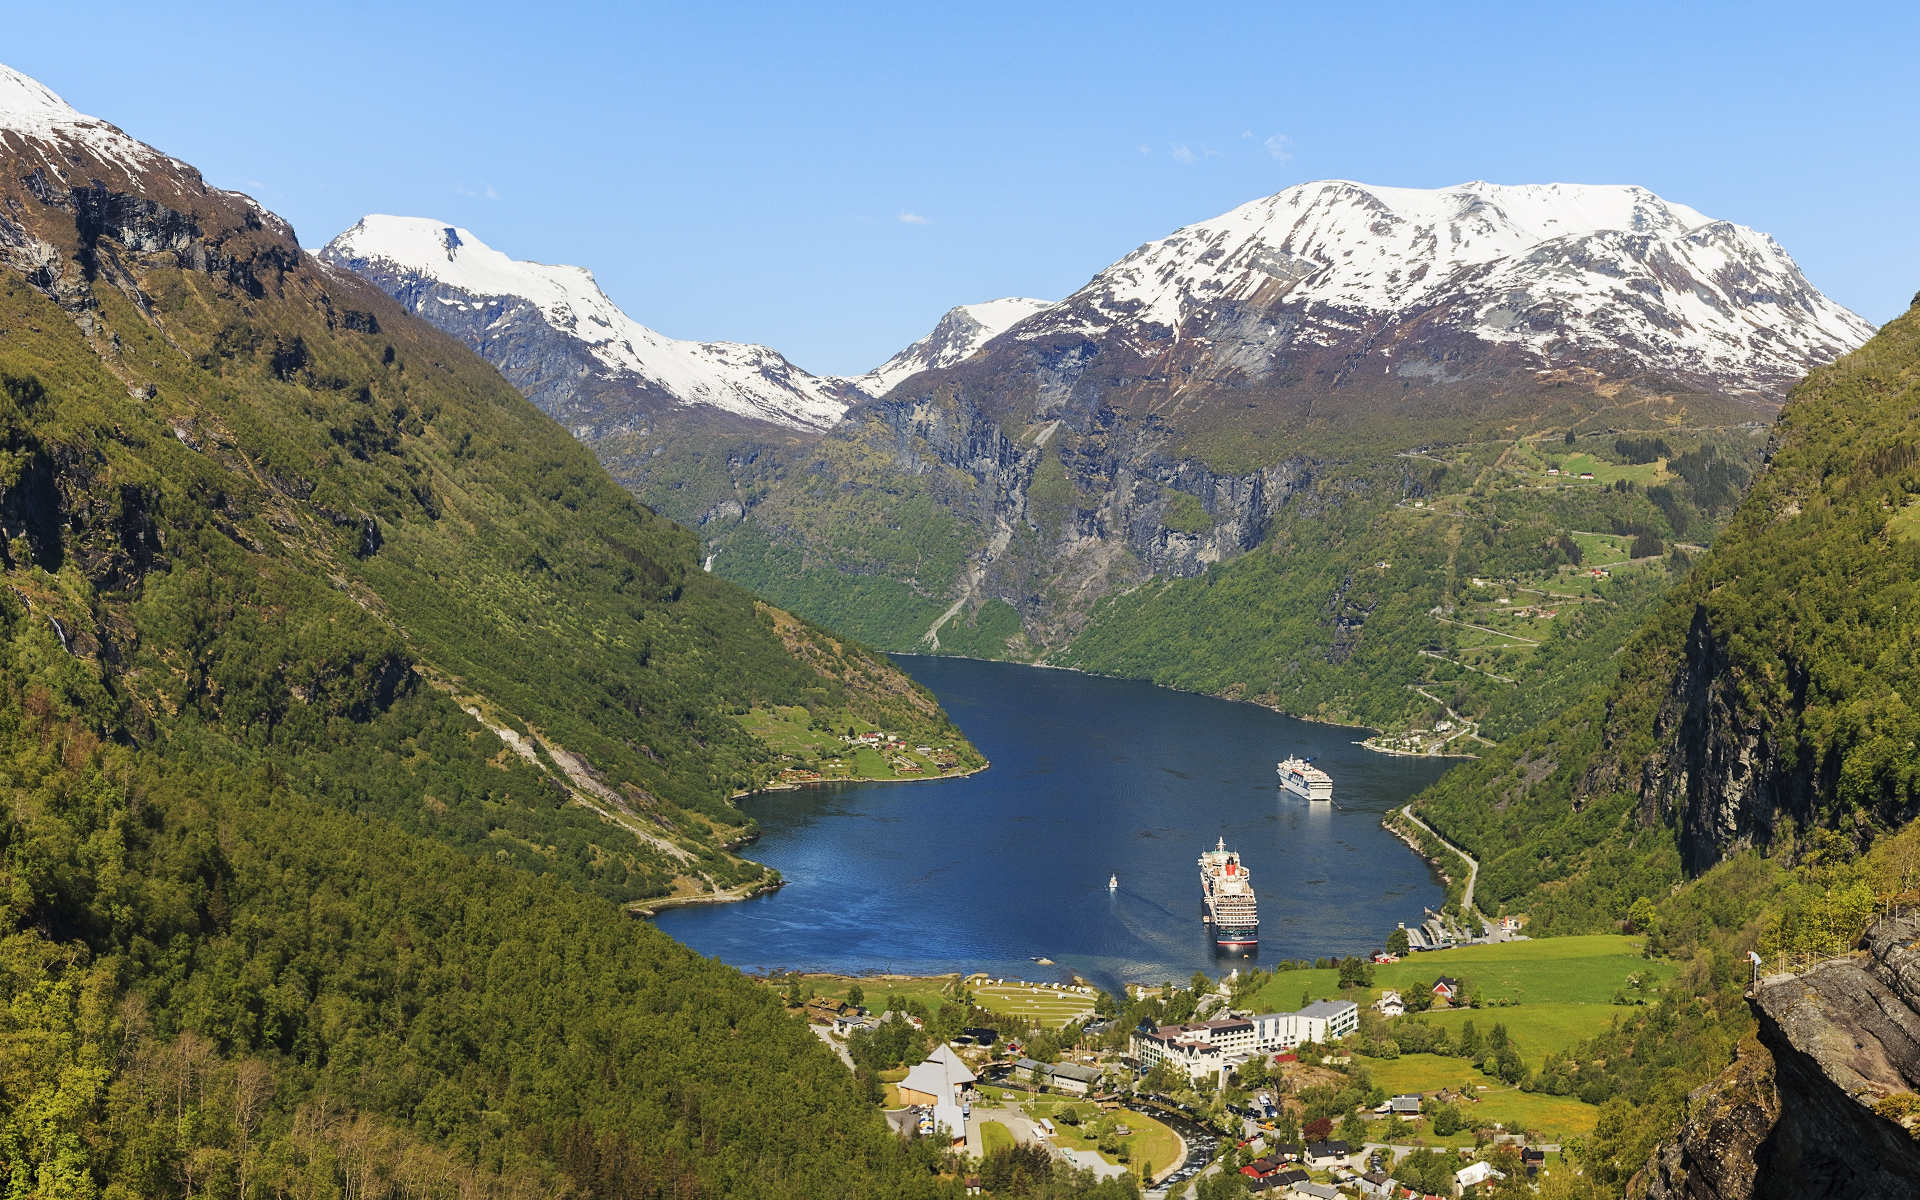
[1108,874,1118,891]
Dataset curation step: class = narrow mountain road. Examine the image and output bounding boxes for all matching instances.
[809,1024,855,1071]
[1407,684,1494,750]
[1430,614,1540,645]
[1400,803,1481,920]
[1418,648,1515,684]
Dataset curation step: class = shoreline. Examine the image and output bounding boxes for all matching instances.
[895,650,1487,762]
[639,763,993,922]
[1359,737,1481,760]
[627,876,785,918]
[728,759,990,804]
[1384,813,1456,887]
[892,650,1392,743]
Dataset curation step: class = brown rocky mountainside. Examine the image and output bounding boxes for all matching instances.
[1639,907,1920,1199]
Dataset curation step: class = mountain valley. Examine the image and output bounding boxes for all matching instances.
[340,181,1873,737]
[0,24,1913,1200]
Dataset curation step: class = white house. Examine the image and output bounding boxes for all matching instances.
[1374,990,1405,1018]
[1455,1161,1507,1193]
[1139,1000,1359,1080]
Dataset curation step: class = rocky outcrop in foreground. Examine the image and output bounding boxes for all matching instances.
[1639,907,1920,1199]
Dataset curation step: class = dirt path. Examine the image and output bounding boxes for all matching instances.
[1430,613,1540,646]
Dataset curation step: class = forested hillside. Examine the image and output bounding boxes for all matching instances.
[1415,294,1920,929]
[0,70,997,1198]
[1376,297,1920,1192]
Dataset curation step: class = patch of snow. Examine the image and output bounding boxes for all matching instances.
[847,296,1053,396]
[0,62,169,178]
[325,215,849,432]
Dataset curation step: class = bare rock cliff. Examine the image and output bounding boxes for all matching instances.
[1639,907,1920,1199]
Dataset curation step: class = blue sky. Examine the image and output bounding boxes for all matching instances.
[8,1,1916,375]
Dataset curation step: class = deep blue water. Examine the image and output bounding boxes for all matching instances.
[654,657,1456,991]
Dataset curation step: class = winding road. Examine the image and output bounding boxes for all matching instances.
[1399,804,1481,920]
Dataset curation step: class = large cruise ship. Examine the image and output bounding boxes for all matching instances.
[1277,756,1333,802]
[1199,838,1259,949]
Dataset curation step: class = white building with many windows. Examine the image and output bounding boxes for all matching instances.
[1134,1000,1358,1080]
[1246,999,1359,1051]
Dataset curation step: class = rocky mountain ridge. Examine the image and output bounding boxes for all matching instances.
[1008,180,1872,401]
[706,181,1872,680]
[846,296,1052,398]
[321,215,857,434]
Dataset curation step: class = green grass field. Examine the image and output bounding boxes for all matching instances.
[1016,1098,1181,1174]
[772,973,959,1015]
[1250,934,1664,1011]
[1474,1087,1600,1139]
[1544,451,1669,486]
[1570,531,1635,565]
[971,978,1098,1027]
[740,705,964,781]
[1358,1052,1490,1095]
[1420,1001,1632,1061]
[1356,1055,1599,1142]
[980,1121,1015,1155]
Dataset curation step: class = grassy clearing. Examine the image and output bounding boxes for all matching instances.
[1420,1001,1632,1061]
[741,705,971,782]
[1355,1055,1600,1142]
[772,973,959,1014]
[1889,498,1920,545]
[1358,1052,1488,1095]
[980,1121,1015,1155]
[1473,1087,1600,1139]
[971,978,1098,1028]
[1570,531,1634,565]
[1543,451,1669,486]
[1017,1098,1181,1174]
[1391,935,1670,1005]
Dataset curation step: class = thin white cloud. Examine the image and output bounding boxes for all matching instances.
[1264,134,1293,162]
[1137,143,1151,156]
[897,211,931,225]
[1170,143,1197,166]
[456,183,500,200]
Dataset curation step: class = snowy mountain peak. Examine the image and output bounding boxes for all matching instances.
[849,296,1052,397]
[323,215,851,432]
[0,62,164,177]
[1020,178,1872,396]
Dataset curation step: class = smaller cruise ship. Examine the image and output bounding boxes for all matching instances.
[1277,756,1333,802]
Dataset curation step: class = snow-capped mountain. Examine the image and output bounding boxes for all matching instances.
[710,179,1877,664]
[847,297,1052,397]
[0,63,169,178]
[1004,180,1872,398]
[321,216,854,434]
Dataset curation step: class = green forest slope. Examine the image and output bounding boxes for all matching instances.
[0,114,995,1198]
[1414,295,1920,930]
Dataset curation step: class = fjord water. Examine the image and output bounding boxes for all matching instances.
[655,657,1454,990]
